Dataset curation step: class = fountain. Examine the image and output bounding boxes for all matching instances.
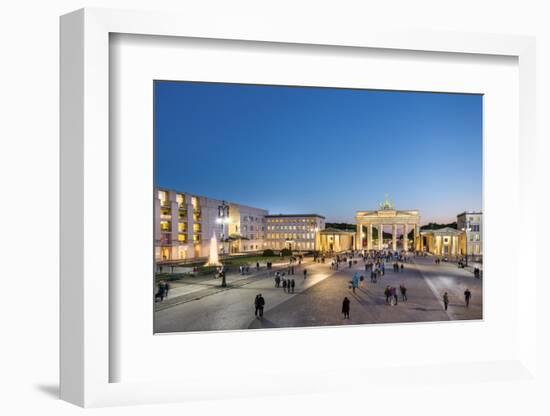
[204,232,222,267]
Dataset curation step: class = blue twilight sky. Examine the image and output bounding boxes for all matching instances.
[155,81,482,224]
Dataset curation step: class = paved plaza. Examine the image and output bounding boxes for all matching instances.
[154,254,482,333]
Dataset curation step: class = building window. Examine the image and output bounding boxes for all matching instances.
[160,221,170,232]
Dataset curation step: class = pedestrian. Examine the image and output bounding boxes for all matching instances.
[400,263,404,271]
[256,261,260,271]
[164,281,170,298]
[257,294,265,318]
[384,286,391,305]
[291,279,295,293]
[392,286,398,305]
[399,284,407,301]
[155,280,167,302]
[303,269,308,279]
[351,272,359,293]
[275,275,280,288]
[443,292,449,311]
[254,294,261,317]
[282,279,287,292]
[342,297,351,319]
[464,288,472,307]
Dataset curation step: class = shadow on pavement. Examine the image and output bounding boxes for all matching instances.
[248,317,279,329]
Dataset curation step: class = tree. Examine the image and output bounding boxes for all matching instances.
[281,248,292,257]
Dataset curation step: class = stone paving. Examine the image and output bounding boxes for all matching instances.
[249,258,444,329]
[154,259,331,333]
[412,256,482,321]
[154,254,483,333]
[155,259,296,312]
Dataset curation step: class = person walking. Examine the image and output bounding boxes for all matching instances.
[155,280,167,302]
[342,297,351,319]
[164,281,170,298]
[384,286,391,305]
[254,294,261,318]
[391,286,398,305]
[443,292,449,311]
[257,294,265,318]
[291,279,295,293]
[275,274,280,288]
[464,288,472,308]
[351,272,359,293]
[282,278,287,292]
[303,268,308,279]
[399,284,407,302]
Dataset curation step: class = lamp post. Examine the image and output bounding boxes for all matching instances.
[313,227,319,252]
[217,201,230,287]
[461,222,471,267]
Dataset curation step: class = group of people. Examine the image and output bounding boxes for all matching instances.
[383,284,407,305]
[239,264,251,275]
[274,271,296,293]
[349,272,364,293]
[330,254,355,270]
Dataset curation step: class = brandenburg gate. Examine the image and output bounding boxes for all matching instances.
[356,196,420,252]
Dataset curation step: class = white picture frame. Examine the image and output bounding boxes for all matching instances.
[60,8,537,407]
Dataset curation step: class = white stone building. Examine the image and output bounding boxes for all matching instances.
[154,188,268,261]
[265,214,325,251]
[457,211,483,257]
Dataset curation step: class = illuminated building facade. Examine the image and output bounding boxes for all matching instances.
[155,188,267,261]
[265,214,325,251]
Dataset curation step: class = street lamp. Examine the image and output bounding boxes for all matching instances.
[217,201,230,287]
[461,222,471,267]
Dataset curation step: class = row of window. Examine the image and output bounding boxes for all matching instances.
[267,241,315,249]
[158,191,200,210]
[268,225,317,231]
[242,216,265,223]
[160,221,201,233]
[267,233,316,240]
[242,225,265,232]
[267,218,320,224]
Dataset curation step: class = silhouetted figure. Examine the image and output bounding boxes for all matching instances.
[342,297,350,319]
[464,288,472,307]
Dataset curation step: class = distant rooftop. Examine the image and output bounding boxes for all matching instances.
[457,211,483,217]
[265,214,325,219]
